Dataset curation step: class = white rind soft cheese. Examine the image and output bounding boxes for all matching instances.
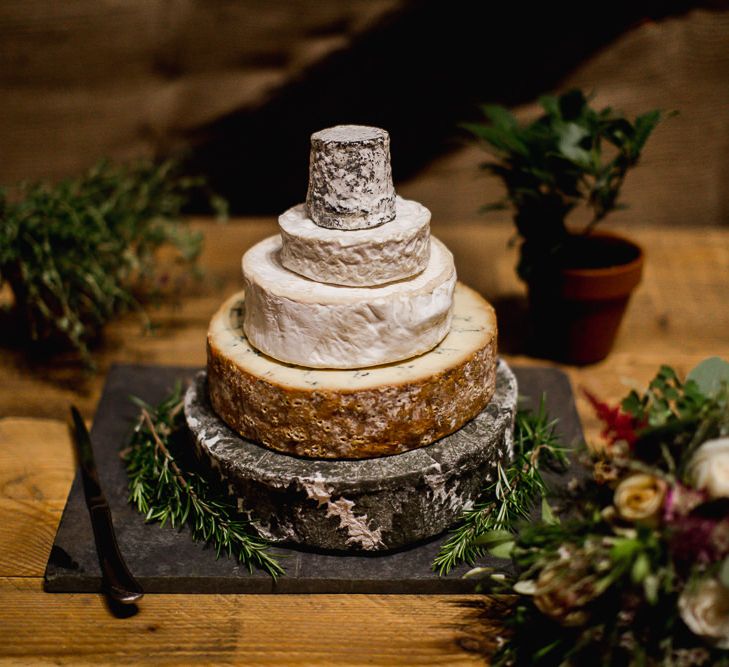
[306,125,395,230]
[207,282,498,458]
[279,196,431,286]
[241,235,456,369]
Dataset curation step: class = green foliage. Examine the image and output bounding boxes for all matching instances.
[432,398,568,575]
[473,359,729,667]
[0,159,227,366]
[123,385,284,579]
[687,356,729,399]
[464,90,668,279]
[621,362,729,479]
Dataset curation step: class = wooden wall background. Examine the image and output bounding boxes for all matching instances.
[1,1,728,227]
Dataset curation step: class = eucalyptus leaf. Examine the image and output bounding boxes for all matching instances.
[687,357,729,398]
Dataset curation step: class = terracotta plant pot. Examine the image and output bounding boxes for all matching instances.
[526,231,644,365]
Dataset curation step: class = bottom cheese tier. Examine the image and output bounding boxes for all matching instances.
[185,361,517,552]
[207,282,498,459]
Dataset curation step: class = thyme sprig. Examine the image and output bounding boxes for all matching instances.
[433,398,568,575]
[123,385,284,579]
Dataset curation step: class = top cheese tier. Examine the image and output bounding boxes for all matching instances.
[306,125,396,230]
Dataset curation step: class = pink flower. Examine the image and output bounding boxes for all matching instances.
[664,484,705,522]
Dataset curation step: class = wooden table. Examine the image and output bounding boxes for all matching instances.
[1,219,727,665]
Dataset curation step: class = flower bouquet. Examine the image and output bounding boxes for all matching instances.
[477,358,729,666]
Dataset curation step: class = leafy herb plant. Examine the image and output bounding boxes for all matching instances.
[0,159,227,366]
[123,384,284,578]
[465,90,667,280]
[433,398,568,575]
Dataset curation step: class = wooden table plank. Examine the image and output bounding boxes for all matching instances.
[0,583,486,665]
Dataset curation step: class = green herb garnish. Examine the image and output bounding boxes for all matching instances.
[433,398,567,575]
[123,385,284,579]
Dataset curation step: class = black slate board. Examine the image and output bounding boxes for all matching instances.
[44,363,584,594]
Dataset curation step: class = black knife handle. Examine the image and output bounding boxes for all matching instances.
[88,503,144,604]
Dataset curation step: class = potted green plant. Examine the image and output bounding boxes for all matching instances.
[466,89,667,364]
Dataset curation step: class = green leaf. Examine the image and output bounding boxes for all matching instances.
[558,89,588,120]
[611,537,640,562]
[621,390,643,418]
[480,104,518,130]
[538,94,560,117]
[719,555,729,589]
[687,356,729,398]
[473,529,516,559]
[631,551,650,583]
[643,573,660,604]
[541,497,559,525]
[556,122,591,167]
[633,110,662,155]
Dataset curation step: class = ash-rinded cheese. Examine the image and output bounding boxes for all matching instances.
[242,235,456,369]
[306,125,396,230]
[279,196,431,286]
[207,282,498,458]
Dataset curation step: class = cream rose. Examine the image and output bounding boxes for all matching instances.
[678,577,729,649]
[688,438,729,499]
[614,473,667,524]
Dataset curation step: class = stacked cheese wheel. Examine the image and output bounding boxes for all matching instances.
[208,125,498,458]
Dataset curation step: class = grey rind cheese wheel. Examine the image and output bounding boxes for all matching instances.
[241,235,456,369]
[206,282,498,459]
[185,360,517,552]
[279,196,431,286]
[306,125,396,230]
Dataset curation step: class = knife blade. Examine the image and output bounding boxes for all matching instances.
[70,406,143,604]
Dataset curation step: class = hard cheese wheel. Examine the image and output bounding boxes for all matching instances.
[242,235,455,369]
[207,282,498,459]
[279,196,431,286]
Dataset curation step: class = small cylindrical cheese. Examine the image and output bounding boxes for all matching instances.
[306,125,396,230]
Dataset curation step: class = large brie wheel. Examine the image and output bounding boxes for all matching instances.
[207,283,498,459]
[242,235,456,369]
[278,197,431,286]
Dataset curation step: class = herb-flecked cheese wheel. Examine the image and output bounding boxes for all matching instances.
[206,282,498,459]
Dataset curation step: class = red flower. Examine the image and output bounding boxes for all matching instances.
[583,390,644,447]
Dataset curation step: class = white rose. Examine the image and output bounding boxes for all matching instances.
[678,577,729,649]
[689,438,729,498]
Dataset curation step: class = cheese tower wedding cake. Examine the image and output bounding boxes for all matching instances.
[206,125,499,459]
[186,125,517,553]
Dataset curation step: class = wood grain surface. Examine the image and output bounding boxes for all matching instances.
[1,218,728,664]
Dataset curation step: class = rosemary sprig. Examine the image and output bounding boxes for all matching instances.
[0,159,227,366]
[123,385,284,579]
[433,398,567,575]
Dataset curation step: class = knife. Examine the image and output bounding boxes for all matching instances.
[70,406,144,604]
